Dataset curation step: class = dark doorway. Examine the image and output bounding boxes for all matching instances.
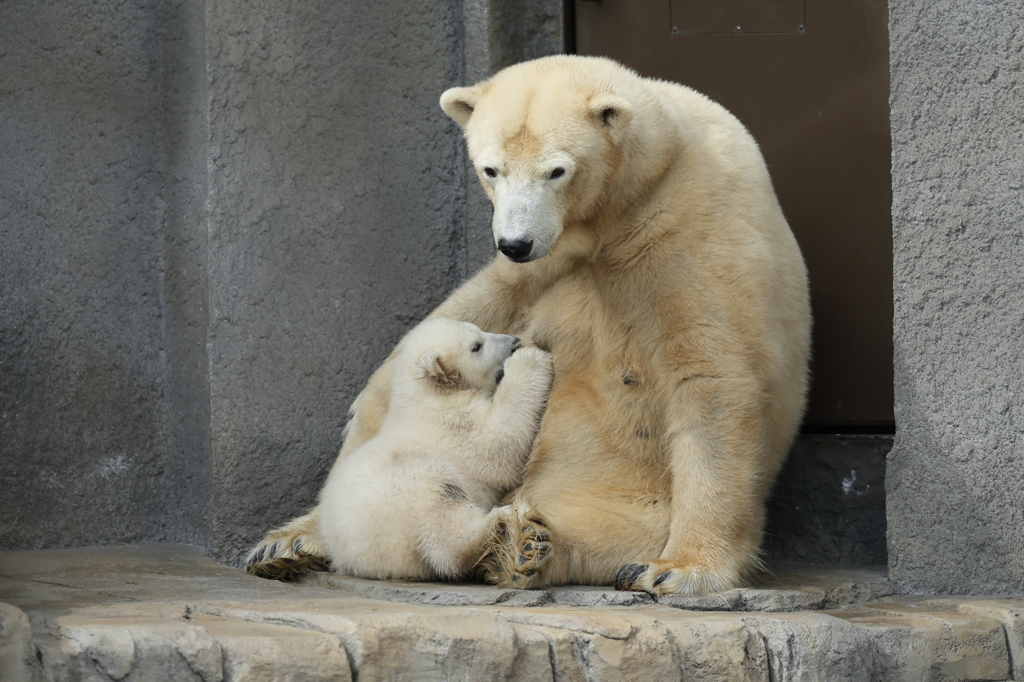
[573,0,893,430]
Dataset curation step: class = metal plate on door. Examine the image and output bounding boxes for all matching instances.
[670,0,805,34]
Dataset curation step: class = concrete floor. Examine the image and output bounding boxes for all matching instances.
[1,545,1021,681]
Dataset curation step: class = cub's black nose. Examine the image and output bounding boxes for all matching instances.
[498,238,533,262]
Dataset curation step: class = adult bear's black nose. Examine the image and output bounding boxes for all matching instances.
[498,238,533,263]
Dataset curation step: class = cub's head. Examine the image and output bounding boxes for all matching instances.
[441,55,635,263]
[403,318,520,395]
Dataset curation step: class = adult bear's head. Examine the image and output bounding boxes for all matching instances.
[441,56,636,263]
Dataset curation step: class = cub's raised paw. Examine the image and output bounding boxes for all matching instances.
[477,510,552,589]
[246,526,329,581]
[507,345,553,373]
[613,560,741,596]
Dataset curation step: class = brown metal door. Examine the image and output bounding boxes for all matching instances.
[575,0,893,428]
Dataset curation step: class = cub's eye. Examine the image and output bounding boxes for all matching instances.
[471,341,483,353]
[549,167,565,179]
[483,167,497,179]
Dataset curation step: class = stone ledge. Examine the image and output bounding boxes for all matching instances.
[300,562,899,613]
[1,544,1021,682]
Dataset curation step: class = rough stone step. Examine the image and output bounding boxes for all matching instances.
[299,562,899,612]
[1,545,1021,681]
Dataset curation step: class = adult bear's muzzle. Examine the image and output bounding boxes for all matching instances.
[492,180,563,262]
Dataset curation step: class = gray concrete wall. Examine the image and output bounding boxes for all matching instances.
[161,0,214,554]
[887,0,1024,593]
[0,0,564,560]
[0,0,207,549]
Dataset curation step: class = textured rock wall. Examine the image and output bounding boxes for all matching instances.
[0,0,207,549]
[887,0,1024,592]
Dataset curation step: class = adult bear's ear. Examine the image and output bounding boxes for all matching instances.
[589,94,634,142]
[440,86,480,128]
[418,350,462,389]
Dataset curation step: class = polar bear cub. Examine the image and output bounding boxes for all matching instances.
[318,318,553,581]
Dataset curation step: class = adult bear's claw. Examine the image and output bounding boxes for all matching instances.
[614,563,648,591]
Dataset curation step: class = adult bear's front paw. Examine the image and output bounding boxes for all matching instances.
[613,560,742,596]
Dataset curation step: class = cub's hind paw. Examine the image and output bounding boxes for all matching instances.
[246,532,329,581]
[477,510,552,589]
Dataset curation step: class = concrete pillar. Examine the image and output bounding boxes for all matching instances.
[887,0,1024,593]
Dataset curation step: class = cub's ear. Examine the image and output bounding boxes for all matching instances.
[440,86,480,128]
[418,350,462,389]
[589,94,634,142]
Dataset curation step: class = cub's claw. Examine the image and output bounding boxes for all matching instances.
[477,509,553,589]
[245,515,330,581]
[246,539,329,581]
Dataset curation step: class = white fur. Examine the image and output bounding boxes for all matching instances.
[477,153,575,260]
[317,318,553,581]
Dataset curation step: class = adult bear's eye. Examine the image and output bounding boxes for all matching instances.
[471,342,483,352]
[549,167,565,179]
[483,167,497,179]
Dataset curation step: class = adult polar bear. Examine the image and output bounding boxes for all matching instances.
[250,55,810,595]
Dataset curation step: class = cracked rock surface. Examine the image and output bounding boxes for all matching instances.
[1,545,1021,681]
